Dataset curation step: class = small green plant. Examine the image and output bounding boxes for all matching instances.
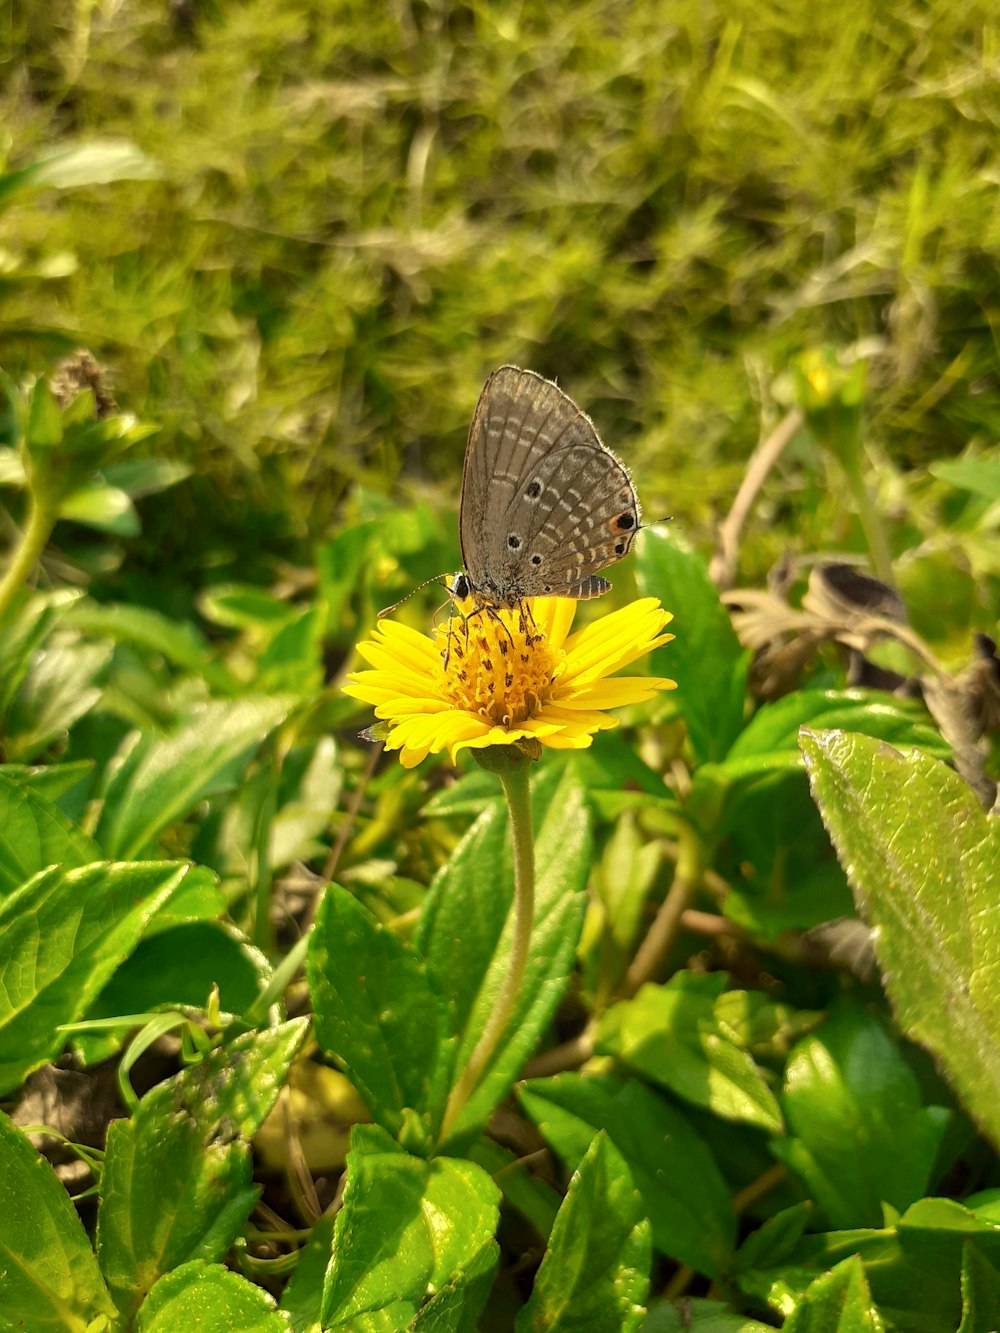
[1,341,999,1328]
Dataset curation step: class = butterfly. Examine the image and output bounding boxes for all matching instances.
[449,365,641,609]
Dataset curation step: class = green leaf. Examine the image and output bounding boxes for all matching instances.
[801,730,1000,1150]
[783,1255,886,1332]
[772,1003,950,1229]
[736,1197,1000,1333]
[516,1133,650,1332]
[64,601,234,690]
[100,1120,256,1326]
[88,921,266,1018]
[0,760,95,806]
[636,529,748,762]
[518,1073,736,1277]
[469,1138,561,1243]
[0,859,200,1093]
[931,457,1000,503]
[596,974,784,1132]
[96,1021,307,1323]
[101,457,192,498]
[0,770,100,897]
[0,1110,117,1331]
[59,481,140,535]
[198,583,298,631]
[715,768,853,938]
[137,1261,290,1332]
[418,767,590,1148]
[308,884,452,1140]
[316,520,380,630]
[959,1244,1000,1333]
[24,377,63,451]
[269,737,343,870]
[5,634,112,760]
[93,696,292,859]
[0,589,81,722]
[321,1124,500,1327]
[257,604,324,692]
[409,1241,498,1331]
[727,690,948,769]
[0,445,27,486]
[279,1213,335,1333]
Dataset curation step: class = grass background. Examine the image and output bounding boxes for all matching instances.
[4,0,999,600]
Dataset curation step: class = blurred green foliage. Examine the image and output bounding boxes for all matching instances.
[4,0,1000,592]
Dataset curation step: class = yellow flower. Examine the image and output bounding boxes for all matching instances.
[344,595,676,769]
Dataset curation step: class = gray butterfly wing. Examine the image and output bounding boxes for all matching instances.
[459,366,640,604]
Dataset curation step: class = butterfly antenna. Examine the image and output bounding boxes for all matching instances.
[638,514,672,533]
[377,573,452,620]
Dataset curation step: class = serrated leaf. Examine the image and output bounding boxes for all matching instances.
[636,529,747,762]
[0,770,100,897]
[0,859,200,1092]
[516,1133,650,1332]
[96,1021,307,1322]
[409,1240,498,1331]
[5,634,112,760]
[321,1125,500,1327]
[0,1110,117,1330]
[518,1073,735,1277]
[597,974,783,1132]
[64,602,229,685]
[736,1197,1000,1333]
[279,1213,335,1333]
[88,920,266,1018]
[136,1261,290,1332]
[93,696,292,859]
[728,690,948,767]
[801,729,1000,1150]
[959,1243,1000,1333]
[308,884,452,1139]
[783,1255,886,1332]
[773,1003,950,1229]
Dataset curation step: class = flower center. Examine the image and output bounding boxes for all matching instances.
[439,604,560,728]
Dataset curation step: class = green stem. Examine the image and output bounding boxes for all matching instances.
[842,451,893,587]
[439,757,535,1143]
[0,494,56,619]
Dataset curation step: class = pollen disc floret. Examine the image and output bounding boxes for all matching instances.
[344,594,676,770]
[442,605,559,728]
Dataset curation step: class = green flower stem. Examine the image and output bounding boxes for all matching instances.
[440,753,535,1142]
[0,494,56,619]
[842,450,894,587]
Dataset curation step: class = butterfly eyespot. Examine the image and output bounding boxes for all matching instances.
[614,542,625,555]
[507,534,521,549]
[543,584,552,592]
[525,480,543,500]
[530,554,542,566]
[613,513,635,531]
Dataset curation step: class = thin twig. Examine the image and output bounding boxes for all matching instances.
[711,407,804,590]
[622,828,703,998]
